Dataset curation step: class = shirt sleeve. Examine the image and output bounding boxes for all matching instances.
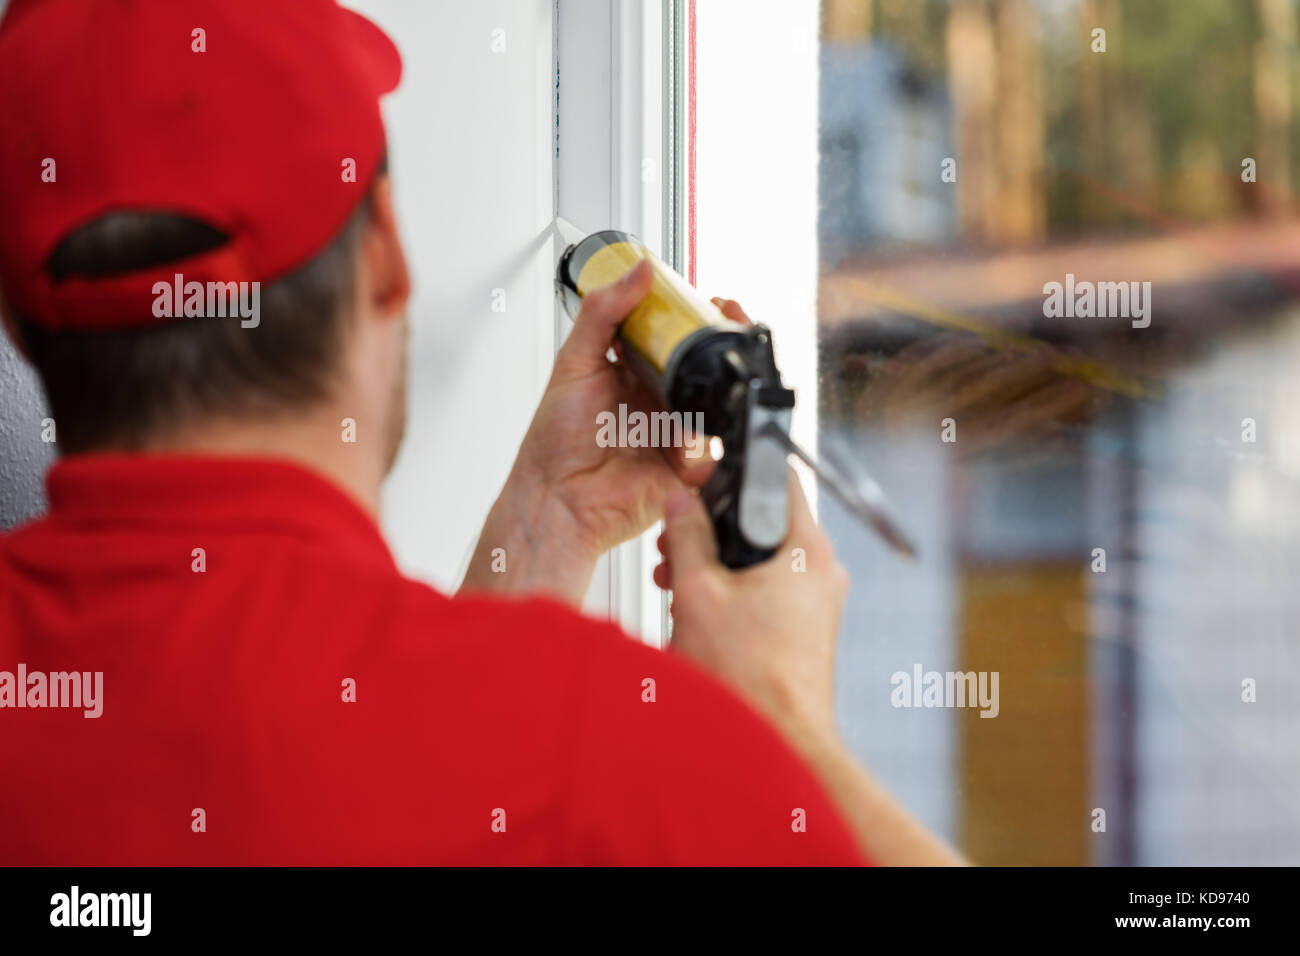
[558,618,868,866]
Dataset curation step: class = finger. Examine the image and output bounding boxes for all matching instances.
[711,297,753,326]
[653,561,671,590]
[665,438,716,487]
[663,488,719,580]
[611,361,718,486]
[558,260,653,371]
[612,362,718,484]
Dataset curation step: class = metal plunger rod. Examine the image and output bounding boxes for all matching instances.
[764,424,917,560]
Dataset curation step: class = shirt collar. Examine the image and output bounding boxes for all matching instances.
[44,453,396,570]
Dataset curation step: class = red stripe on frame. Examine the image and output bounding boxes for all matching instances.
[688,0,697,287]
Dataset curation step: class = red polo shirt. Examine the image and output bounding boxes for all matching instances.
[0,455,863,865]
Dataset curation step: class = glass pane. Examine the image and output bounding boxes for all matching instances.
[819,0,1300,864]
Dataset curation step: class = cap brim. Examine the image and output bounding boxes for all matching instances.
[341,6,402,95]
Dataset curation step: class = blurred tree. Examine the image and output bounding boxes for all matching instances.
[823,0,873,41]
[1078,0,1118,226]
[1101,0,1258,224]
[1254,0,1296,218]
[945,0,999,242]
[859,0,1288,233]
[994,0,1047,243]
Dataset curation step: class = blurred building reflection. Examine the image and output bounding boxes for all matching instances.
[819,0,1300,864]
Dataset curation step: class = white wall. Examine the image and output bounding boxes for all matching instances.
[350,0,559,590]
[0,0,57,531]
[0,330,53,530]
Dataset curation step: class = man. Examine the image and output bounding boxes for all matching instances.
[0,0,959,865]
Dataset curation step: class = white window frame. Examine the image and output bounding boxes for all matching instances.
[555,0,689,646]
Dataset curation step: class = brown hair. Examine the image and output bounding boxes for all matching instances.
[11,184,380,454]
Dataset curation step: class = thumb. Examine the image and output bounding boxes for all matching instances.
[559,259,653,371]
[663,488,718,581]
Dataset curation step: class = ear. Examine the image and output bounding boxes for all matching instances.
[359,174,411,321]
[0,285,31,360]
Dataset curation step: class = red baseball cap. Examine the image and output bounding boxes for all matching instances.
[0,0,402,330]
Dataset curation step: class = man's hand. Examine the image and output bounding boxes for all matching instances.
[461,261,733,604]
[658,476,966,865]
[658,470,849,748]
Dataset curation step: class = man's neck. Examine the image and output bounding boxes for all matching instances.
[139,415,384,519]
